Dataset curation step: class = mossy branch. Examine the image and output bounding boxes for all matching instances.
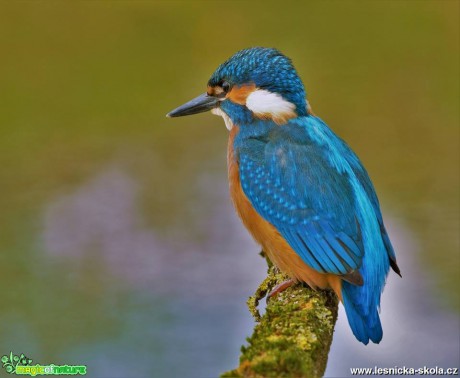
[222,253,339,378]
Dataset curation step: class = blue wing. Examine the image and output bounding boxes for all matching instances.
[346,140,400,275]
[236,117,374,279]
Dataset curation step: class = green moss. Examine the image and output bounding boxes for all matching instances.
[247,263,286,321]
[222,263,339,378]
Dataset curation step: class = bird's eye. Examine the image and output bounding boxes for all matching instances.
[221,81,230,93]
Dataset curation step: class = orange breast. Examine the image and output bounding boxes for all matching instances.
[227,126,342,299]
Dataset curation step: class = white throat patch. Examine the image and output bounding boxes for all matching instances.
[246,89,297,125]
[211,107,233,130]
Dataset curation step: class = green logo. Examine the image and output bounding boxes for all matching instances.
[1,353,32,374]
[1,353,86,376]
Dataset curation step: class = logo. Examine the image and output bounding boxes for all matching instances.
[1,353,86,376]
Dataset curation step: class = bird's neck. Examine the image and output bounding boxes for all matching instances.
[220,101,254,127]
[236,119,276,138]
[231,121,278,155]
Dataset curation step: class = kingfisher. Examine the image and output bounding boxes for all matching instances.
[167,47,401,344]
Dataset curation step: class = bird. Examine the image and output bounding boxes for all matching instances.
[167,47,401,345]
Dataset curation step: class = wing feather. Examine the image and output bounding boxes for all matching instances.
[237,123,365,277]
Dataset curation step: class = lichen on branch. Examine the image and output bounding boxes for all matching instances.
[222,261,339,378]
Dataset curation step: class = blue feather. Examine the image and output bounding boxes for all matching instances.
[235,115,393,344]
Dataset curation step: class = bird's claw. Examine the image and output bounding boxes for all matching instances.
[266,279,296,303]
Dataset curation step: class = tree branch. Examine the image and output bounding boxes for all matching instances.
[222,259,339,378]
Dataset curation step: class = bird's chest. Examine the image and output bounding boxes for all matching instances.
[227,126,270,244]
[227,128,296,272]
[227,126,252,225]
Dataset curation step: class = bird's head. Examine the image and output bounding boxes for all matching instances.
[167,47,308,129]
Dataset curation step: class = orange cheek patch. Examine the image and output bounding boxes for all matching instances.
[227,83,256,105]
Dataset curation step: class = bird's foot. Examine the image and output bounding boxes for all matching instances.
[266,279,296,302]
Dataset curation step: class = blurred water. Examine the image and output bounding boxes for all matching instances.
[0,1,458,378]
[0,163,264,377]
[3,164,457,377]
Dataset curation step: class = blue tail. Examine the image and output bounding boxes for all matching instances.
[342,281,383,345]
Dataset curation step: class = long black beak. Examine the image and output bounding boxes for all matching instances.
[166,93,218,118]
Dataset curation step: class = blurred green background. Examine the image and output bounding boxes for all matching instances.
[0,1,458,377]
